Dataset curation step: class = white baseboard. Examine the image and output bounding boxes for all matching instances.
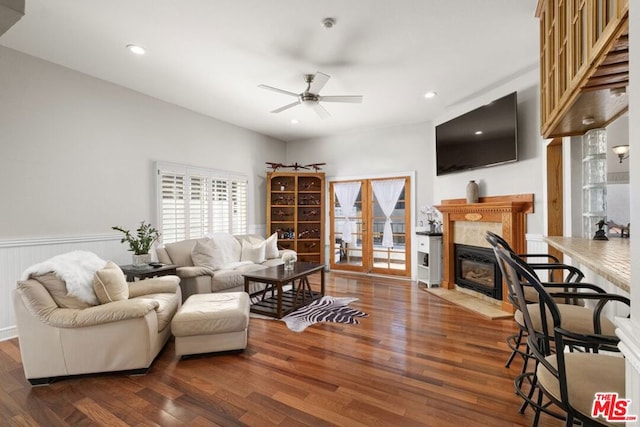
[0,326,17,342]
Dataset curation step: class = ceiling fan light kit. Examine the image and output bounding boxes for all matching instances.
[259,71,363,119]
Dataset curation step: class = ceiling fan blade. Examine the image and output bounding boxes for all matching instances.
[258,84,299,98]
[318,95,363,103]
[308,72,330,93]
[312,103,331,119]
[271,100,301,113]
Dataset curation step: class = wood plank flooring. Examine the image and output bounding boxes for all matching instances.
[1,273,563,426]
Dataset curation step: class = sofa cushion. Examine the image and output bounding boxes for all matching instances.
[265,232,279,259]
[17,279,61,319]
[32,272,93,309]
[240,240,266,264]
[164,239,197,267]
[191,238,224,271]
[210,264,268,292]
[209,233,242,265]
[93,261,129,304]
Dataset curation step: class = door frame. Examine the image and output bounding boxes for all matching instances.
[326,171,416,277]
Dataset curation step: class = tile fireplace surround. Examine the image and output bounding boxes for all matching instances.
[435,193,534,312]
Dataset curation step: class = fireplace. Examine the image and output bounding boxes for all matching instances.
[454,244,502,300]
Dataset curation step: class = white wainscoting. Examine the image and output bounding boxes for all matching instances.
[0,235,130,341]
[525,234,554,282]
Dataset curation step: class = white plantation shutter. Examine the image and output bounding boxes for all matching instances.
[230,177,248,234]
[156,162,248,244]
[189,175,209,239]
[211,177,229,232]
[160,172,186,244]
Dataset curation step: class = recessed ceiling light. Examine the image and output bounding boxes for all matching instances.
[321,17,336,29]
[126,44,146,55]
[424,91,437,99]
[582,116,595,126]
[290,119,299,125]
[475,130,483,135]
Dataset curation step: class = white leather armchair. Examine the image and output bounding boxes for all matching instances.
[13,275,181,385]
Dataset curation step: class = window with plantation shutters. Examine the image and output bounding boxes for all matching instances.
[156,162,249,244]
[160,173,186,244]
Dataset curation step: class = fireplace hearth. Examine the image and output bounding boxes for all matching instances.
[454,244,502,300]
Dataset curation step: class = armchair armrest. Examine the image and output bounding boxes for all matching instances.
[548,291,631,334]
[528,263,584,283]
[175,266,214,279]
[43,299,160,328]
[539,281,606,293]
[128,275,180,298]
[518,253,561,263]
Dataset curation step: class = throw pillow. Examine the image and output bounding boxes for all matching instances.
[240,240,266,264]
[191,238,224,271]
[208,232,242,265]
[264,232,279,259]
[93,261,129,304]
[33,272,93,309]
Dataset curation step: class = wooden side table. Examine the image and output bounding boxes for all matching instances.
[119,264,178,282]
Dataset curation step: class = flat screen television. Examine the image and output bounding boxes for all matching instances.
[436,91,518,176]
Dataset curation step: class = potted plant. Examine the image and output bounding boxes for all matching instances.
[112,221,160,268]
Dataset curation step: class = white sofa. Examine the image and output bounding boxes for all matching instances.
[156,233,296,302]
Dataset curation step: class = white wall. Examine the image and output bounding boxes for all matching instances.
[0,46,286,339]
[286,68,544,282]
[618,1,640,419]
[432,69,544,235]
[286,121,435,212]
[0,46,285,238]
[286,67,543,237]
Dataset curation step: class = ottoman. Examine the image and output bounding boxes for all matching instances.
[171,292,250,357]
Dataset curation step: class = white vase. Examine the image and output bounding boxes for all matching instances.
[132,253,151,268]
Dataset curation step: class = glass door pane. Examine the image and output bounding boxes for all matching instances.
[370,180,410,276]
[331,183,364,269]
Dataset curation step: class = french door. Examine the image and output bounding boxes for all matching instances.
[329,176,411,277]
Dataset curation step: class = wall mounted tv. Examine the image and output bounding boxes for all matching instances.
[436,91,518,176]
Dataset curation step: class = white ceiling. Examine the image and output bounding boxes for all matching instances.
[0,0,540,142]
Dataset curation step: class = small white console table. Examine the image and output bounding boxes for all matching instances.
[416,232,442,288]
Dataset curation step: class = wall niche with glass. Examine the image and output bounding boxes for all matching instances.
[575,115,629,239]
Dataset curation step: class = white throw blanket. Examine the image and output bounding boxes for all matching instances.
[21,250,107,305]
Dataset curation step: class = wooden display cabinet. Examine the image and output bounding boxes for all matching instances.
[536,0,628,138]
[267,172,325,264]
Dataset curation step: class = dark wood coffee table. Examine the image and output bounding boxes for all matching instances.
[243,262,325,319]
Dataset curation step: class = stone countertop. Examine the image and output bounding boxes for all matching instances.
[543,236,630,293]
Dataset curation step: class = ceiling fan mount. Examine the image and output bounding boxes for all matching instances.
[258,71,362,119]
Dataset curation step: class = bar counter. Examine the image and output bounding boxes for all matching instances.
[543,236,630,293]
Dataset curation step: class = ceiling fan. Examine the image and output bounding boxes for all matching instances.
[258,71,363,119]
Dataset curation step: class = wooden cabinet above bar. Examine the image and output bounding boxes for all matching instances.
[536,0,629,138]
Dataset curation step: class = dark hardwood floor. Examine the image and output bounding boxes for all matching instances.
[1,273,563,426]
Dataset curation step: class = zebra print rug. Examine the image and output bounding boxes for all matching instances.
[280,296,368,332]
